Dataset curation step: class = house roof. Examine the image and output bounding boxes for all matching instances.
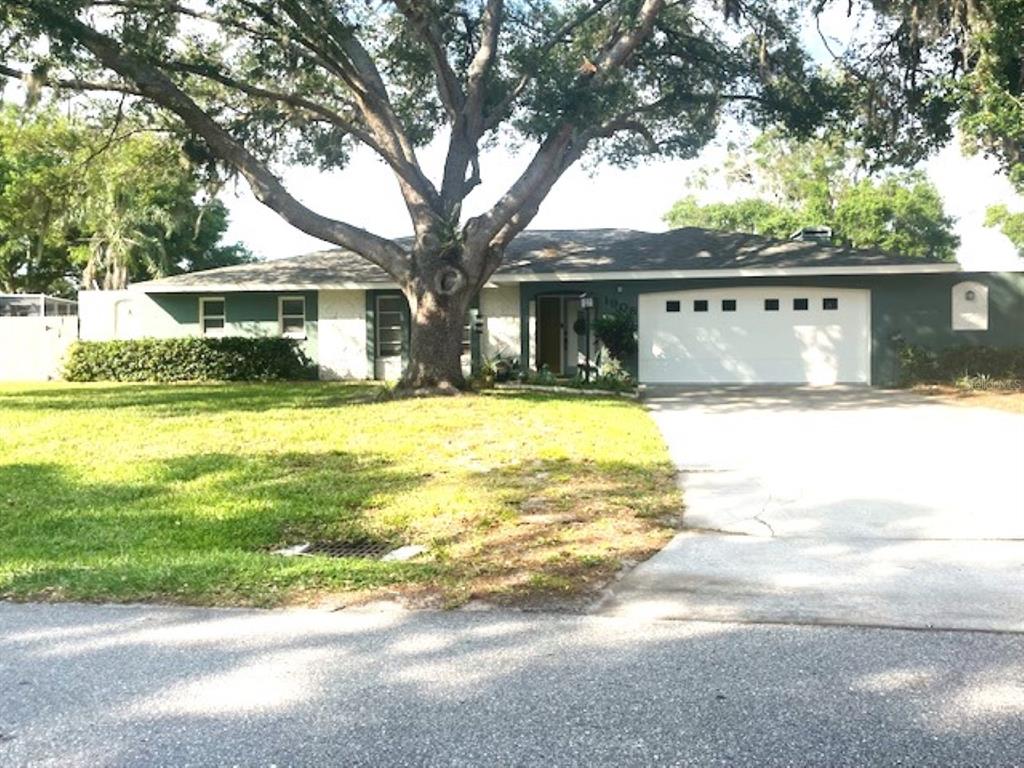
[133,227,960,292]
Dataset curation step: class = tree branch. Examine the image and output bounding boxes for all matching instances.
[161,59,440,199]
[393,0,466,120]
[273,0,443,233]
[0,62,141,95]
[434,0,503,214]
[466,0,667,260]
[464,0,503,134]
[483,0,617,131]
[15,2,411,280]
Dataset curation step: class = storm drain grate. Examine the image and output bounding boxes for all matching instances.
[272,541,426,561]
[306,541,394,559]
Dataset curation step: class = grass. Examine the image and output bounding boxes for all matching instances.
[917,382,1024,417]
[914,384,1024,414]
[0,382,680,608]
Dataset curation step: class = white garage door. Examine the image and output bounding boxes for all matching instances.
[638,287,871,385]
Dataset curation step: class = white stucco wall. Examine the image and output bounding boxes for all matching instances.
[479,284,520,360]
[318,289,368,380]
[78,290,187,340]
[0,316,78,381]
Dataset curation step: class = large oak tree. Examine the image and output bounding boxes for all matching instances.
[0,0,998,388]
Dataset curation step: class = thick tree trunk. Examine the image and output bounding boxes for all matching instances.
[398,246,478,393]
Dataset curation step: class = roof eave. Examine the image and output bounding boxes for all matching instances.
[129,261,962,293]
[487,262,962,282]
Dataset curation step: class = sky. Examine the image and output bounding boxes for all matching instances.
[222,132,1024,271]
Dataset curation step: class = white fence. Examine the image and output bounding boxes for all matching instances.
[0,295,79,381]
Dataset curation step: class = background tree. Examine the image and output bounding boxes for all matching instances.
[73,131,253,289]
[0,109,85,295]
[986,205,1024,255]
[0,0,1015,388]
[826,0,1023,257]
[954,0,1024,255]
[0,108,251,295]
[665,133,960,260]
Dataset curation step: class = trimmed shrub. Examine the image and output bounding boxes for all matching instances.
[64,337,316,382]
[899,344,1024,386]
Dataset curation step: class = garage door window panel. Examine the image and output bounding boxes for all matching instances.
[694,300,709,312]
[765,299,779,311]
[793,298,809,311]
[722,299,737,312]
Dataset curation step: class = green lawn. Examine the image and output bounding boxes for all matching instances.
[0,382,680,608]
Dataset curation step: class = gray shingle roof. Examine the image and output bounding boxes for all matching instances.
[134,227,956,291]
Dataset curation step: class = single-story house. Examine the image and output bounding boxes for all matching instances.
[78,227,1024,386]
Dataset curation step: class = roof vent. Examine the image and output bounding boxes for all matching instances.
[790,226,833,244]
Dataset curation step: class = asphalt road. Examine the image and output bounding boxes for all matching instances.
[2,602,1023,766]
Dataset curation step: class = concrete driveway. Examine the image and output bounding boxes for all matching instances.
[602,386,1024,632]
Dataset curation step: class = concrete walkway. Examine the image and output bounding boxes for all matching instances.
[602,386,1024,631]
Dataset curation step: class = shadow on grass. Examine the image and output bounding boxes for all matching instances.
[0,449,680,608]
[0,451,434,605]
[0,381,384,416]
[412,455,681,607]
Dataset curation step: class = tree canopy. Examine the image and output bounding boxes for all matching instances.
[0,0,1018,385]
[664,133,960,260]
[955,0,1024,255]
[0,108,251,295]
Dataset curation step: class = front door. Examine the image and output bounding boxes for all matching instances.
[537,296,562,374]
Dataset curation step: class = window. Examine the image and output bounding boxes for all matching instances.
[199,297,226,336]
[666,300,681,313]
[376,295,404,358]
[279,296,307,338]
[722,299,737,312]
[823,297,839,311]
[693,299,709,312]
[462,316,472,356]
[793,298,809,311]
[764,298,780,311]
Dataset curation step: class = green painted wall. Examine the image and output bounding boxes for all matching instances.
[519,272,1024,386]
[148,290,319,364]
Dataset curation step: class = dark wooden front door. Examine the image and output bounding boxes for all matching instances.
[537,297,562,373]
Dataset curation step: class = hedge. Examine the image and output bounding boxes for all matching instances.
[63,337,316,382]
[899,344,1024,385]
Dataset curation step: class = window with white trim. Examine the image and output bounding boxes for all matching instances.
[278,296,307,339]
[199,297,226,337]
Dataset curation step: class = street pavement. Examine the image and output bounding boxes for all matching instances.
[2,601,1023,766]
